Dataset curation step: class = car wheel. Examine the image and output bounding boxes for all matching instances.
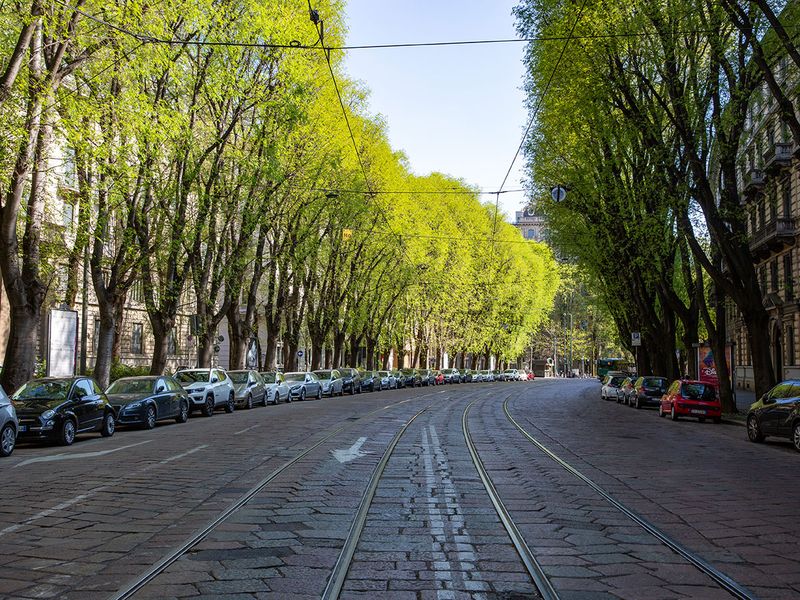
[670,405,679,421]
[747,415,764,442]
[792,421,800,452]
[101,412,115,437]
[317,387,322,400]
[176,401,189,423]
[261,393,268,407]
[202,395,214,417]
[59,419,76,446]
[246,394,253,409]
[273,392,279,405]
[0,423,16,457]
[300,388,306,401]
[144,405,157,429]
[225,393,235,413]
[659,405,665,417]
[634,397,641,410]
[285,392,292,403]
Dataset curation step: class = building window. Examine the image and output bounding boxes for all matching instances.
[787,324,795,367]
[92,319,101,353]
[63,202,75,231]
[771,259,779,292]
[131,323,143,355]
[168,329,178,356]
[130,278,144,304]
[783,177,792,218]
[784,253,794,301]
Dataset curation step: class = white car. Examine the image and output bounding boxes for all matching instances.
[479,369,494,382]
[503,368,520,381]
[261,371,290,404]
[601,373,628,401]
[174,368,235,416]
[0,386,18,457]
[313,369,344,397]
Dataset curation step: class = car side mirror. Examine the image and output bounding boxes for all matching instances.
[211,377,219,384]
[156,385,165,393]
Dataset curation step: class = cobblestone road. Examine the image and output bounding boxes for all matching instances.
[0,379,798,599]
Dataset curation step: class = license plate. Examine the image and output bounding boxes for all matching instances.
[18,425,27,432]
[690,409,706,415]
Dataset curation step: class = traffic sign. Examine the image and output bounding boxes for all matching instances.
[297,350,304,358]
[631,332,641,347]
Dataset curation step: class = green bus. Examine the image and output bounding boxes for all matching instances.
[597,358,629,379]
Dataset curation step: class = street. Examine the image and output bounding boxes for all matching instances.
[1,379,798,600]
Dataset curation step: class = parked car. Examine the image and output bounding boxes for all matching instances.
[400,368,422,387]
[229,370,267,409]
[601,374,627,401]
[746,380,800,451]
[462,370,474,383]
[618,377,636,404]
[175,368,235,416]
[0,386,18,457]
[478,369,494,382]
[106,376,190,428]
[261,371,290,404]
[378,370,397,389]
[390,369,406,388]
[433,370,445,385]
[284,372,322,400]
[494,370,506,382]
[627,376,668,409]
[471,370,484,383]
[337,367,362,395]
[441,368,460,384]
[13,377,116,446]
[659,379,721,422]
[503,369,519,381]
[418,369,435,386]
[314,369,344,397]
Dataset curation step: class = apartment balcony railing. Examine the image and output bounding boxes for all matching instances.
[749,217,797,259]
[743,167,766,196]
[763,142,794,172]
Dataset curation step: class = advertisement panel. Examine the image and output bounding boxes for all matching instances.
[47,309,78,377]
[697,344,732,389]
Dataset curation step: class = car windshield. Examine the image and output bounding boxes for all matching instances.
[643,377,667,389]
[107,379,154,395]
[228,372,249,384]
[260,373,276,383]
[681,383,717,401]
[14,380,71,401]
[175,371,210,384]
[610,376,626,386]
[284,373,305,382]
[378,371,389,377]
[314,371,332,379]
[401,369,414,375]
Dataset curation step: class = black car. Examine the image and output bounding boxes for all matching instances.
[627,376,668,409]
[418,369,435,386]
[400,368,422,387]
[747,380,800,452]
[390,370,406,388]
[13,377,116,446]
[337,367,362,395]
[358,369,380,392]
[106,376,191,428]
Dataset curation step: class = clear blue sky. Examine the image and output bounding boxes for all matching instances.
[341,0,529,221]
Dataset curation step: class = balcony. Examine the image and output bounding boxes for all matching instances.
[749,217,797,259]
[743,167,766,196]
[763,142,794,172]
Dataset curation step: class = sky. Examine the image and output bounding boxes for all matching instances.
[340,0,530,222]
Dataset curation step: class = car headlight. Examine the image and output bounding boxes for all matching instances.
[41,410,55,420]
[191,387,206,393]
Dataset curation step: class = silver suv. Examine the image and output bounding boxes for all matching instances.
[175,368,235,416]
[1,386,18,457]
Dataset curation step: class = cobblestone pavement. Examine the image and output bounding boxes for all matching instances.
[0,379,798,599]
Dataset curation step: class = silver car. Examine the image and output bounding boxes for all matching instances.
[284,372,322,401]
[1,386,18,457]
[377,370,397,389]
[229,370,267,409]
[261,371,290,404]
[313,369,344,397]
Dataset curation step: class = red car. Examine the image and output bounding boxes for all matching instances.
[527,371,535,380]
[659,379,721,423]
[434,371,445,385]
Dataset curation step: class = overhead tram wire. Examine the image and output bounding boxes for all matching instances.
[50,0,788,52]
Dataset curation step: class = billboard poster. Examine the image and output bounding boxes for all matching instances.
[47,309,78,377]
[697,344,732,389]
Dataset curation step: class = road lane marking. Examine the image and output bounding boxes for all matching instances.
[143,444,208,468]
[234,424,260,435]
[331,437,370,463]
[13,440,152,469]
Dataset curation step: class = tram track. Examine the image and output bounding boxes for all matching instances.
[465,395,758,600]
[110,390,443,600]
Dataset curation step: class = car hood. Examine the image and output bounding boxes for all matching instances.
[106,393,148,407]
[233,384,248,396]
[13,398,67,414]
[182,382,208,391]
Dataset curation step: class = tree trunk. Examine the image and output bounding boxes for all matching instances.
[149,318,172,375]
[93,302,116,389]
[366,336,376,370]
[197,335,214,368]
[311,335,324,370]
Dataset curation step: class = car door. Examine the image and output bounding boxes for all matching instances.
[153,378,173,417]
[759,383,792,434]
[211,370,224,405]
[251,371,265,404]
[774,383,800,436]
[72,379,103,431]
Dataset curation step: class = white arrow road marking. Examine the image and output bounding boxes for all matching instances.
[13,440,152,468]
[331,437,371,463]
